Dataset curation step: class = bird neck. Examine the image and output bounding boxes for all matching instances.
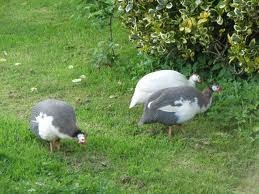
[72,127,83,138]
[200,87,213,111]
[188,78,196,87]
[202,87,213,98]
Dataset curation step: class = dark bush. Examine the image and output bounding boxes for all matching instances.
[118,0,259,75]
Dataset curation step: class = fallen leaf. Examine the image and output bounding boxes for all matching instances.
[30,87,38,92]
[68,65,74,69]
[28,188,36,192]
[0,58,7,62]
[72,78,82,83]
[79,75,86,79]
[109,95,118,99]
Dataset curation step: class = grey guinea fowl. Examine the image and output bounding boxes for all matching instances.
[30,99,86,152]
[138,84,221,137]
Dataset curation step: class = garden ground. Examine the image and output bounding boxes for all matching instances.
[0,0,258,193]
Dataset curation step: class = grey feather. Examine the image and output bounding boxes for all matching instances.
[147,87,206,109]
[140,86,212,126]
[30,99,79,137]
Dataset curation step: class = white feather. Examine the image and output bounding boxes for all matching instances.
[158,98,210,123]
[34,112,71,141]
[147,101,153,109]
[130,70,196,108]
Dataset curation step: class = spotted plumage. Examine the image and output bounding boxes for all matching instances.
[30,99,86,151]
[139,85,221,137]
[129,70,201,108]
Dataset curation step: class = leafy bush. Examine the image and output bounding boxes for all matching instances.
[118,0,259,74]
[90,41,119,68]
[76,0,115,22]
[76,0,119,67]
[206,79,259,131]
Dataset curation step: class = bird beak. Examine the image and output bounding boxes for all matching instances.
[77,133,86,144]
[78,139,86,144]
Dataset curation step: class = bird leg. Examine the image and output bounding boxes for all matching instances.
[49,139,60,152]
[55,139,61,151]
[178,124,185,134]
[49,141,54,152]
[168,126,172,138]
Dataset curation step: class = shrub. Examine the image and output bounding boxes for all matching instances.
[76,0,119,67]
[206,79,259,132]
[118,0,259,74]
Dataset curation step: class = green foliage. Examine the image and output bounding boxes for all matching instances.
[118,0,259,74]
[225,0,259,73]
[78,0,115,22]
[90,41,119,68]
[77,0,119,67]
[1,0,259,193]
[206,79,259,131]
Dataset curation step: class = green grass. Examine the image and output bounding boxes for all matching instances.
[0,0,259,193]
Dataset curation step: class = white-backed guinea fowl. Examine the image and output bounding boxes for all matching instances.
[129,70,201,108]
[138,84,221,137]
[30,99,86,152]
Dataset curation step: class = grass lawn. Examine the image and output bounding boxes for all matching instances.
[0,0,258,193]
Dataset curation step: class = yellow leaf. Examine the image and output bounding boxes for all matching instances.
[227,34,232,45]
[199,11,210,19]
[179,27,184,31]
[187,19,193,29]
[185,27,191,33]
[198,18,208,25]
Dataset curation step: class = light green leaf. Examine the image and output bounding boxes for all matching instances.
[216,15,223,25]
[166,3,173,9]
[156,4,164,11]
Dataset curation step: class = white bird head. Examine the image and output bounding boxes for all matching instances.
[211,84,222,92]
[189,74,201,84]
[77,132,87,144]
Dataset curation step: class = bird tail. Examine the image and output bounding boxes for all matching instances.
[129,97,137,108]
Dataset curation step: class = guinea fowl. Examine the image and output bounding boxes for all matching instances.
[30,99,86,152]
[129,70,201,108]
[138,84,221,137]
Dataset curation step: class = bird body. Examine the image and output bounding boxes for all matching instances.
[129,70,200,108]
[30,99,86,151]
[139,85,221,136]
[33,112,71,141]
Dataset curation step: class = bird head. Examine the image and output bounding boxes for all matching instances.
[211,84,222,92]
[189,74,201,84]
[77,132,87,144]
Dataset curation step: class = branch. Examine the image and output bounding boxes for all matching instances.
[108,11,115,57]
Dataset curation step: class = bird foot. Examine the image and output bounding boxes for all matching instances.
[49,139,60,152]
[49,141,54,152]
[168,127,173,138]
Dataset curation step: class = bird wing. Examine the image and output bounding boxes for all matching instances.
[136,70,188,94]
[146,90,183,112]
